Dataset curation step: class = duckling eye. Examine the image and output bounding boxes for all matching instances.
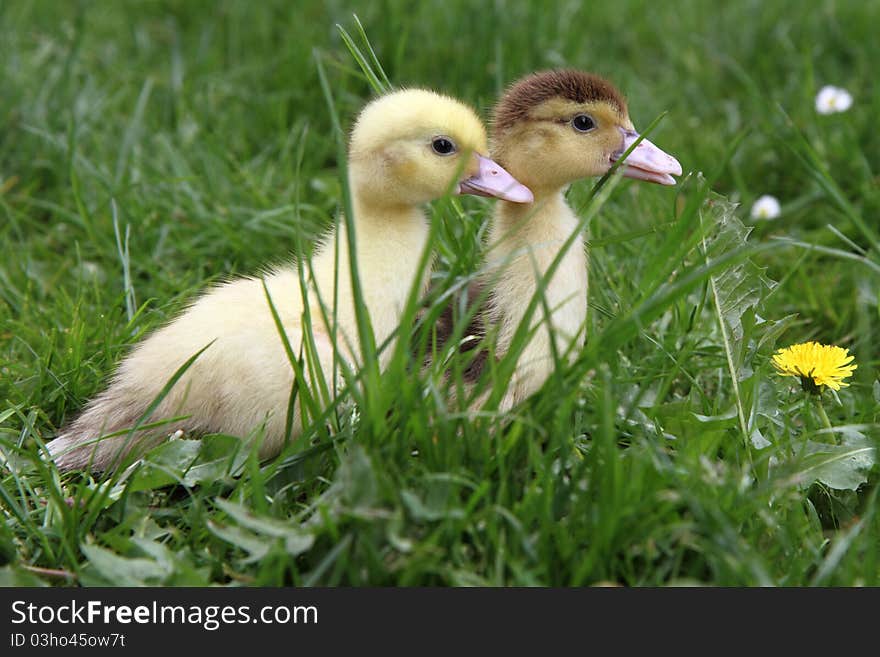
[572,114,596,133]
[431,136,457,156]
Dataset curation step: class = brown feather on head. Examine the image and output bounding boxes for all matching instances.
[492,69,628,136]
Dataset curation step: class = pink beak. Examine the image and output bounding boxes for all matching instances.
[612,128,682,186]
[457,154,534,203]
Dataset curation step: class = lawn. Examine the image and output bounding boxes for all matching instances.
[1,0,878,586]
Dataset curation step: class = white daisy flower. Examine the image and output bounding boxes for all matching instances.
[815,85,853,114]
[750,195,781,220]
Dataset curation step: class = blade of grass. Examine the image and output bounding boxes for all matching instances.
[111,199,136,324]
[336,22,389,95]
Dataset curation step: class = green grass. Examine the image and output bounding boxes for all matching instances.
[2,0,879,586]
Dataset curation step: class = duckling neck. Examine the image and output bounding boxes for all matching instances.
[485,188,589,401]
[311,196,431,365]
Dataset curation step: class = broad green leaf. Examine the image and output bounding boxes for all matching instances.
[400,489,464,522]
[181,434,250,486]
[334,444,379,513]
[129,538,211,585]
[0,565,48,587]
[698,189,781,446]
[800,431,877,491]
[81,544,170,586]
[214,499,314,556]
[119,439,202,493]
[208,522,272,564]
[692,407,739,426]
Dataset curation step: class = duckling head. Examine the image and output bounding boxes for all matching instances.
[491,69,682,194]
[348,88,532,208]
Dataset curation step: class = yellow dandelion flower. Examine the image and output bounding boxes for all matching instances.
[772,341,857,393]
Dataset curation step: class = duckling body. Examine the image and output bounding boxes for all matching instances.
[484,192,588,407]
[48,89,530,472]
[456,70,681,409]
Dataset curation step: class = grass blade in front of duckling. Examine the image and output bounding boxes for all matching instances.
[337,16,392,95]
[313,50,383,435]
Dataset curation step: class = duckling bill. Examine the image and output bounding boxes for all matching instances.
[48,88,531,472]
[613,128,681,185]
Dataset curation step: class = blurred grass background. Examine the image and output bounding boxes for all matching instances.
[1,0,878,586]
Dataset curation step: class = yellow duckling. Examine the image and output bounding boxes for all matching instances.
[48,88,531,472]
[447,69,681,410]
